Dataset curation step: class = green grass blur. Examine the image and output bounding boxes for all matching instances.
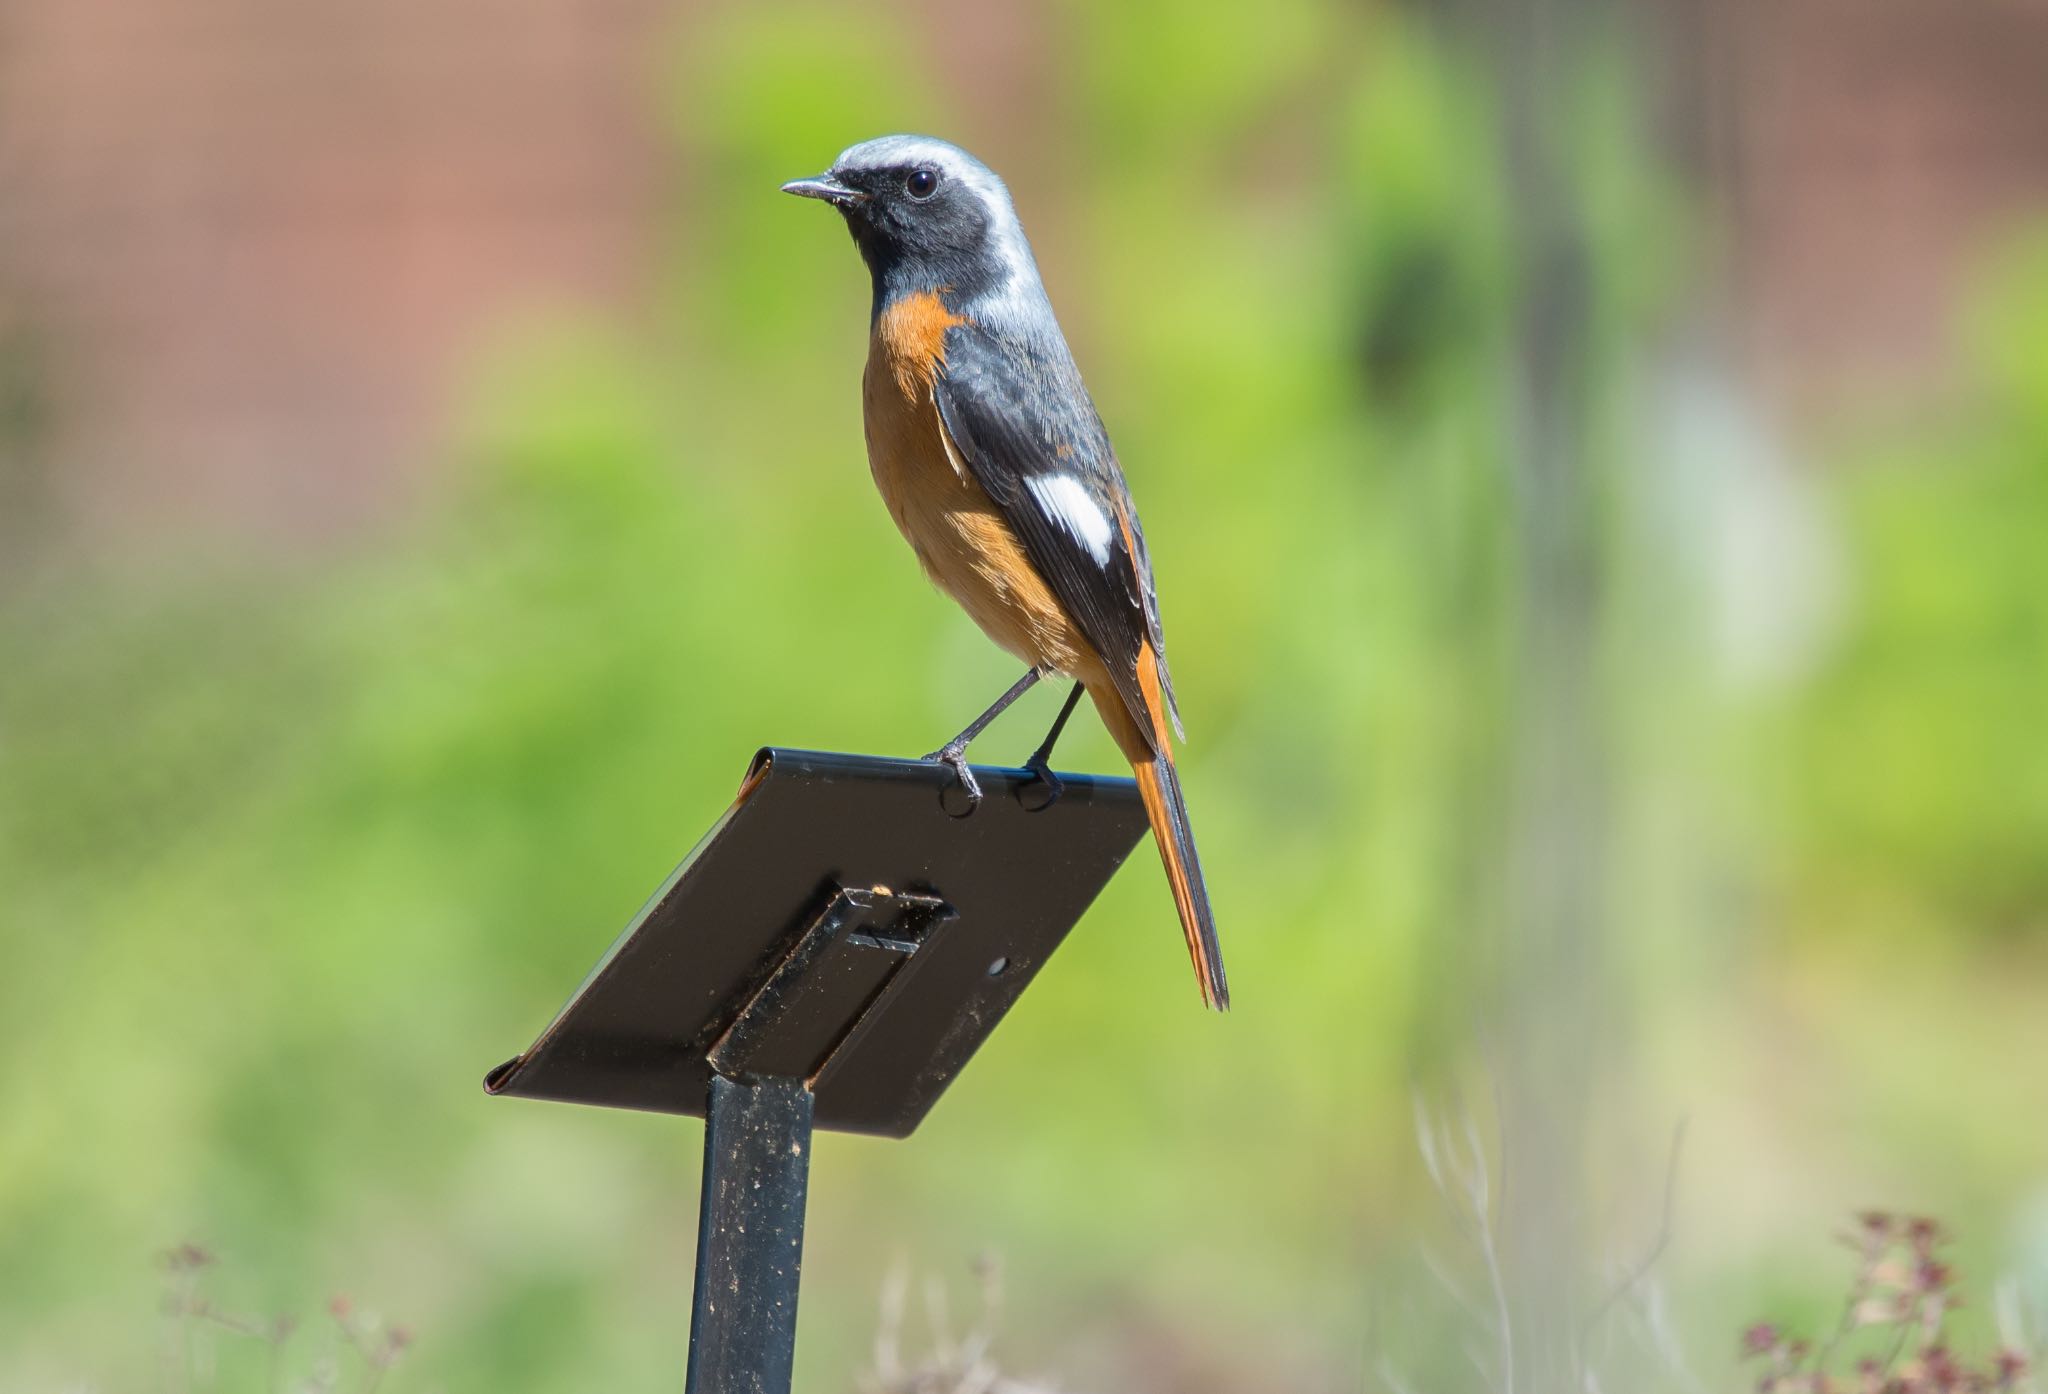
[3,4,2046,1390]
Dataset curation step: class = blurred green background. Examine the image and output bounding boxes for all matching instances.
[3,1,2046,1390]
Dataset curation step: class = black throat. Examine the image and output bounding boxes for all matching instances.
[845,213,1004,325]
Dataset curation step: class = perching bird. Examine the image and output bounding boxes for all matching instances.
[784,135,1227,1010]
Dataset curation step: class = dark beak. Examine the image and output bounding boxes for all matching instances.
[780,172,864,208]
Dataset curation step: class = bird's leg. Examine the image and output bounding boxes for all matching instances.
[1020,681,1085,804]
[922,666,1043,809]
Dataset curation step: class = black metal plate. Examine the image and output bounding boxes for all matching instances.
[485,748,1148,1138]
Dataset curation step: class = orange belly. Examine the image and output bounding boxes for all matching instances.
[863,296,1098,682]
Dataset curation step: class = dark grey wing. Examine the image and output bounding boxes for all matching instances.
[932,318,1183,743]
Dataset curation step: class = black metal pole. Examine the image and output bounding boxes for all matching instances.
[685,1073,814,1394]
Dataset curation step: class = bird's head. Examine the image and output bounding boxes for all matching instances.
[783,134,1040,314]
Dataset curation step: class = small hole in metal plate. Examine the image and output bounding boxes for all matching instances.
[986,956,1009,978]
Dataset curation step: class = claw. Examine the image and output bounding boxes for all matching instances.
[923,743,983,811]
[1020,754,1063,810]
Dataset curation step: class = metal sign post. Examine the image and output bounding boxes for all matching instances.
[486,748,1147,1393]
[686,1075,812,1393]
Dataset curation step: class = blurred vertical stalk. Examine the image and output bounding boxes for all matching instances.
[1442,0,1631,1385]
[1494,5,1608,1378]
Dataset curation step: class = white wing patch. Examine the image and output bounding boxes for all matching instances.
[1027,474,1116,564]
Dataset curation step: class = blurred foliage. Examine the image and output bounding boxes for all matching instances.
[1,4,2045,1392]
[1786,234,2048,934]
[1740,1215,2033,1394]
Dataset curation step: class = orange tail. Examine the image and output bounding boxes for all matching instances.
[1089,645,1229,1011]
[1133,752,1229,1010]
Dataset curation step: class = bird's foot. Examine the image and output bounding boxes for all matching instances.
[1019,752,1063,810]
[921,741,983,812]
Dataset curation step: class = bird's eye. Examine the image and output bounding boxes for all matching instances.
[905,168,939,200]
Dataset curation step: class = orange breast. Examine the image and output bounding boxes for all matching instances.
[862,293,1097,682]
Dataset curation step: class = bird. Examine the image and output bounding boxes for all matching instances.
[783,134,1227,1011]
